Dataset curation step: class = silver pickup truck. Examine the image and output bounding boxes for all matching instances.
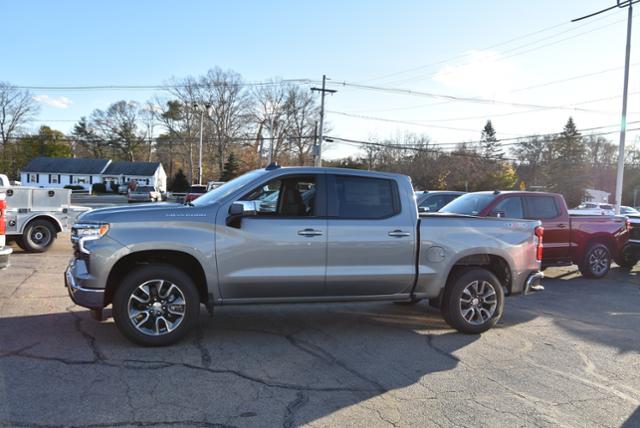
[65,166,544,346]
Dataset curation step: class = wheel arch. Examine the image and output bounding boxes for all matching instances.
[21,214,63,234]
[445,253,513,295]
[104,250,208,307]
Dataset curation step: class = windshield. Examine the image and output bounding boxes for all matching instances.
[191,170,266,206]
[135,186,154,192]
[621,206,639,214]
[439,193,495,216]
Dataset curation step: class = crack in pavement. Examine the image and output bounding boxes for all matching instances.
[283,334,386,393]
[282,392,309,428]
[193,327,212,369]
[0,420,236,427]
[66,305,106,362]
[7,269,37,299]
[0,349,374,394]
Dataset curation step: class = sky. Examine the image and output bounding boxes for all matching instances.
[3,0,640,159]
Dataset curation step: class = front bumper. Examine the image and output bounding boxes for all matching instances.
[65,259,105,309]
[0,246,12,270]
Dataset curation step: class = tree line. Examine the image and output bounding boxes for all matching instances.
[2,70,640,206]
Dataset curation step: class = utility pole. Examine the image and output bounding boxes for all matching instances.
[311,75,337,167]
[193,102,212,184]
[312,121,318,166]
[573,1,638,214]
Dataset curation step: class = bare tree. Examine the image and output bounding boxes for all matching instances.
[196,68,252,176]
[0,82,39,145]
[284,86,319,165]
[88,101,147,161]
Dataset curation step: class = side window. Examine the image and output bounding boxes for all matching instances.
[492,197,524,219]
[526,196,559,219]
[239,176,316,217]
[332,175,398,219]
[420,194,448,212]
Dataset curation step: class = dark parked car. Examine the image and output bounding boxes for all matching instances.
[415,191,464,213]
[440,191,629,278]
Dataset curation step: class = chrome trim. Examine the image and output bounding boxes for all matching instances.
[65,268,104,294]
[524,272,544,295]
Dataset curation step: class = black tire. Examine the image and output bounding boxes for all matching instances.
[579,243,611,279]
[21,219,56,253]
[614,245,638,270]
[112,264,200,346]
[441,268,504,334]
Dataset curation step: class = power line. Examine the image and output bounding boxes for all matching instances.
[13,79,317,92]
[328,81,616,114]
[359,7,621,84]
[383,15,631,86]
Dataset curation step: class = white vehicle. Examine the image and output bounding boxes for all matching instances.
[0,191,12,268]
[568,202,615,216]
[1,175,91,252]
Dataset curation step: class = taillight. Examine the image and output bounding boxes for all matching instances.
[535,226,544,262]
[0,197,5,236]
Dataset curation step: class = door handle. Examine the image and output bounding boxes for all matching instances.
[388,230,411,237]
[298,228,323,237]
[557,223,567,229]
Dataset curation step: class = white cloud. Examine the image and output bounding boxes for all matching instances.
[33,95,73,109]
[433,50,521,96]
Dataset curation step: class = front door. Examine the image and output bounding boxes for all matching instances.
[325,174,417,297]
[216,174,328,300]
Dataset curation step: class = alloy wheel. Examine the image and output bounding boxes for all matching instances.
[127,279,187,336]
[459,280,498,325]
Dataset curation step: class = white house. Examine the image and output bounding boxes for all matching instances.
[584,188,610,204]
[20,157,167,192]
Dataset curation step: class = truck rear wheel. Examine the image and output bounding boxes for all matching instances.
[579,243,611,279]
[112,264,200,346]
[614,245,638,270]
[441,268,504,334]
[20,219,56,253]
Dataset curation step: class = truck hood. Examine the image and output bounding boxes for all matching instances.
[76,202,216,224]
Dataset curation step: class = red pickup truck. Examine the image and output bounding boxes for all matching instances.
[440,191,629,278]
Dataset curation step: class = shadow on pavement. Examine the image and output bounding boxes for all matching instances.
[0,301,538,426]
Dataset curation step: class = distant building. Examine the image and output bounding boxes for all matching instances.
[584,188,610,203]
[20,157,167,192]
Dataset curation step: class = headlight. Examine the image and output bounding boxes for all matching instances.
[72,223,109,254]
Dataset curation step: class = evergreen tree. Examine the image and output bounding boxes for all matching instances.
[547,117,589,206]
[480,120,503,159]
[171,169,189,192]
[220,152,239,181]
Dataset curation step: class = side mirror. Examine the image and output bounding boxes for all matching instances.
[227,201,259,227]
[492,210,506,218]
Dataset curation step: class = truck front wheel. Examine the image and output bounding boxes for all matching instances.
[441,268,504,334]
[113,264,200,346]
[20,219,56,253]
[579,243,611,279]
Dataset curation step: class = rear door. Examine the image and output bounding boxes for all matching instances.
[325,174,417,297]
[525,195,570,262]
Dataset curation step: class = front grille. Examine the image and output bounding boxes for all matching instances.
[630,225,640,241]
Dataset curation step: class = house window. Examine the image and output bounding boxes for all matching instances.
[29,174,37,183]
[49,174,59,184]
[74,176,88,184]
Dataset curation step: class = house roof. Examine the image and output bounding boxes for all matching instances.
[103,161,160,176]
[22,157,110,174]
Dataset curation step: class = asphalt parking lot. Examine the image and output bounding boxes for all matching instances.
[1,234,639,427]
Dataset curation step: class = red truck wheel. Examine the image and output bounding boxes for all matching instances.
[579,243,611,279]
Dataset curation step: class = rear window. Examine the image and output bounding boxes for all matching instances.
[332,175,398,219]
[527,196,559,219]
[440,193,494,216]
[136,186,154,192]
[188,186,207,193]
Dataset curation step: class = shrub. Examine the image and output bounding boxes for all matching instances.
[91,183,107,194]
[64,185,84,190]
